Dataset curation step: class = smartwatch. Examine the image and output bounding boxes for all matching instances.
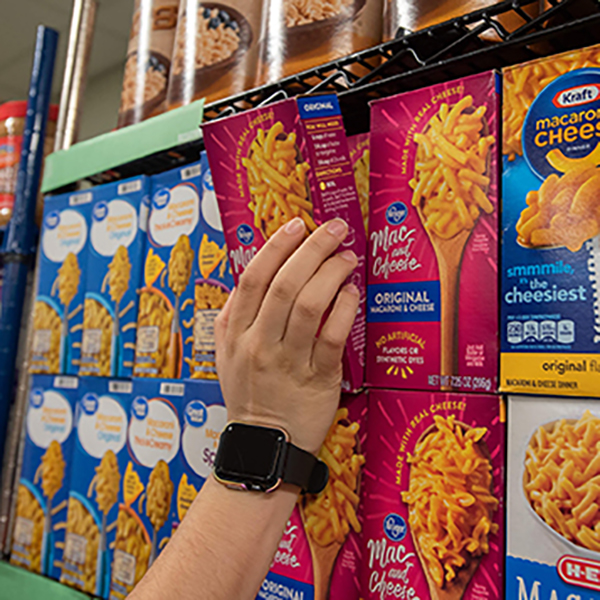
[213,422,329,494]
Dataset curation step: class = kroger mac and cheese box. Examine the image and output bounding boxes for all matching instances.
[60,377,131,598]
[31,191,93,375]
[257,392,367,600]
[109,378,183,599]
[79,176,149,379]
[135,164,203,379]
[203,94,367,393]
[507,395,600,600]
[361,390,505,600]
[10,375,78,579]
[188,152,234,380]
[501,45,600,397]
[367,72,500,392]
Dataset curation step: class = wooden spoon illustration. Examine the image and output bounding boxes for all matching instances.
[408,421,493,600]
[415,109,491,391]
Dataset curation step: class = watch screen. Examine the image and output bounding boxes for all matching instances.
[216,424,286,482]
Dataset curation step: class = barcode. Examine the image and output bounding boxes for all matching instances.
[54,376,79,389]
[118,179,142,195]
[180,164,201,180]
[159,382,185,396]
[109,380,133,394]
[69,192,92,206]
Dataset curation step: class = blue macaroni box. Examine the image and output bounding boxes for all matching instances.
[31,191,93,375]
[10,374,79,580]
[188,152,234,380]
[79,176,149,379]
[109,378,184,600]
[135,163,203,379]
[60,377,132,598]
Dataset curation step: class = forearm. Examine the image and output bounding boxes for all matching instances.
[130,476,299,600]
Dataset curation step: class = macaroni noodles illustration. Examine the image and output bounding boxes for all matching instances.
[112,508,151,593]
[108,246,131,304]
[58,253,81,309]
[41,440,65,501]
[524,411,600,552]
[30,301,61,374]
[410,96,495,240]
[168,235,194,297]
[11,485,44,573]
[146,460,173,532]
[80,299,113,377]
[243,121,316,240]
[94,450,120,515]
[352,147,370,234]
[303,408,365,546]
[402,415,499,588]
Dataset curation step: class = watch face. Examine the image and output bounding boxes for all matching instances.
[214,423,287,491]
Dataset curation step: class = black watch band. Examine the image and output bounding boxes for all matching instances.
[283,442,329,494]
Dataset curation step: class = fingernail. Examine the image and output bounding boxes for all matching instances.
[327,218,348,238]
[345,283,360,296]
[284,217,305,235]
[340,250,356,263]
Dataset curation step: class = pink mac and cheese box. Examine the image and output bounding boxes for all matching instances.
[203,94,366,392]
[367,72,500,392]
[361,390,505,600]
[257,392,367,600]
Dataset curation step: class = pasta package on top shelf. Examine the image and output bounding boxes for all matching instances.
[506,395,600,600]
[258,392,367,600]
[361,390,505,600]
[79,176,150,379]
[60,377,131,598]
[501,46,600,397]
[109,378,183,600]
[203,94,367,392]
[367,71,500,392]
[31,190,93,376]
[10,375,79,580]
[135,163,203,379]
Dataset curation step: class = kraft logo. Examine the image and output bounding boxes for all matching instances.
[93,201,108,222]
[30,389,44,409]
[386,202,408,226]
[152,189,170,210]
[45,210,60,230]
[81,393,99,416]
[132,396,149,420]
[553,84,600,108]
[383,513,407,542]
[185,400,208,428]
[237,224,255,246]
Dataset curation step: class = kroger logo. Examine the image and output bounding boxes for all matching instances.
[553,84,600,108]
[383,513,407,542]
[81,393,99,416]
[30,389,44,409]
[203,168,214,192]
[386,202,408,226]
[237,224,255,246]
[152,189,170,210]
[45,210,60,230]
[185,400,208,428]
[93,201,109,222]
[132,396,149,420]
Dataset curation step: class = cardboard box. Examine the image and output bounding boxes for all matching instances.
[60,377,132,598]
[367,72,500,392]
[134,163,203,379]
[109,378,183,599]
[257,392,367,600]
[188,152,234,380]
[10,375,79,579]
[361,390,505,600]
[31,191,93,375]
[203,94,367,393]
[79,176,149,378]
[348,132,370,235]
[501,45,600,397]
[506,395,600,600]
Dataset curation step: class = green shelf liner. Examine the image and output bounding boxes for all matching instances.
[0,561,90,599]
[42,99,205,194]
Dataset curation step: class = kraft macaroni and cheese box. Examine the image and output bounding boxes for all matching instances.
[361,390,505,600]
[507,395,600,600]
[10,375,79,579]
[60,377,132,598]
[188,152,234,381]
[257,392,367,600]
[501,45,600,397]
[203,94,367,393]
[79,176,149,379]
[348,132,370,235]
[109,378,183,599]
[135,163,203,379]
[367,72,500,393]
[175,380,227,521]
[31,190,93,375]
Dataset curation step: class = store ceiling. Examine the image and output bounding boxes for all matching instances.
[0,0,133,104]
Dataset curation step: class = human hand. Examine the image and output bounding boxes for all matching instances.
[215,217,359,455]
